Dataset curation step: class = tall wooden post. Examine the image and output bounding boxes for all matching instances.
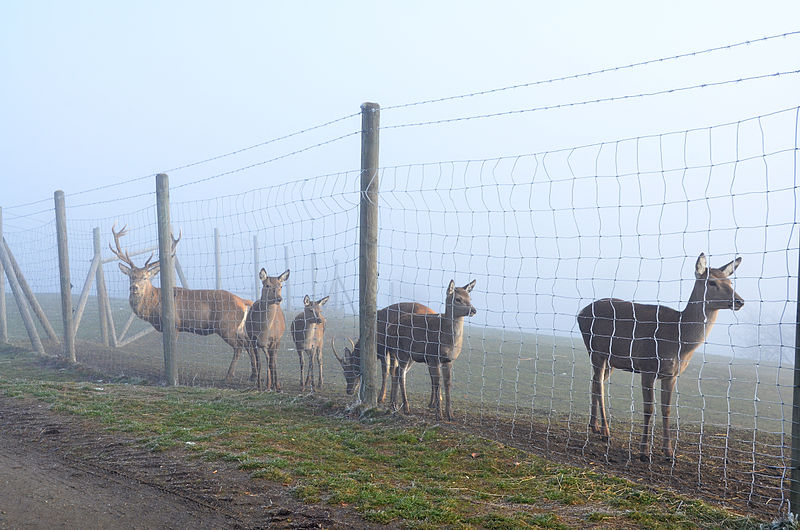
[0,207,7,343]
[93,227,109,347]
[792,248,800,513]
[156,174,178,385]
[214,227,222,290]
[54,190,76,362]
[359,102,380,407]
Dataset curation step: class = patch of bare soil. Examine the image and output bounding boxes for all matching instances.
[0,396,388,529]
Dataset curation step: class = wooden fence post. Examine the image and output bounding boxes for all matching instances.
[0,207,6,343]
[156,173,178,386]
[791,250,800,513]
[93,227,109,346]
[359,102,380,407]
[54,190,76,362]
[0,239,44,355]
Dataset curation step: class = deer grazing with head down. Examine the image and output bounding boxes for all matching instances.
[110,224,255,383]
[245,268,290,392]
[577,253,743,461]
[385,279,477,421]
[291,295,329,392]
[331,302,436,401]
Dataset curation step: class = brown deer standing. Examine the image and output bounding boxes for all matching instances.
[577,253,743,461]
[245,268,289,392]
[331,302,436,401]
[385,279,477,421]
[291,295,329,392]
[110,225,255,383]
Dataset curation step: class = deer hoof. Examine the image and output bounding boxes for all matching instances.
[639,453,651,463]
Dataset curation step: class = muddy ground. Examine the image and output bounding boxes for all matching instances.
[0,396,389,529]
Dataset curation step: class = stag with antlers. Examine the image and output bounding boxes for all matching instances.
[110,224,255,384]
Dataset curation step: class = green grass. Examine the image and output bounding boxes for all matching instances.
[0,345,766,528]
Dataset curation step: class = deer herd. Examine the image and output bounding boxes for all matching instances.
[110,224,744,460]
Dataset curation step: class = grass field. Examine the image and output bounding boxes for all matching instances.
[0,344,774,528]
[2,292,795,518]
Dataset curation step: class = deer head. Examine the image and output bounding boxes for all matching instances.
[258,268,290,305]
[331,337,360,395]
[301,294,329,324]
[693,253,744,312]
[446,279,477,318]
[109,223,180,306]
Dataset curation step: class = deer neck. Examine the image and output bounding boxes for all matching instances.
[443,308,466,352]
[677,283,720,359]
[130,283,161,322]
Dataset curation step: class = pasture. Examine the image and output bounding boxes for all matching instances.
[3,292,792,518]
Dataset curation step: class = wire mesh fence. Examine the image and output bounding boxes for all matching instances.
[1,53,799,518]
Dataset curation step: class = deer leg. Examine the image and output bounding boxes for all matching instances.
[660,376,677,459]
[225,348,244,382]
[247,346,258,382]
[268,343,280,392]
[389,356,401,412]
[441,361,453,422]
[298,351,306,391]
[254,346,263,392]
[398,361,412,415]
[317,348,324,389]
[427,363,442,420]
[639,371,657,462]
[590,362,609,437]
[378,353,388,403]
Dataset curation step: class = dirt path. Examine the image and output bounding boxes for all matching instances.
[0,397,386,529]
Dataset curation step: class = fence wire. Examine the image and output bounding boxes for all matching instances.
[1,97,799,519]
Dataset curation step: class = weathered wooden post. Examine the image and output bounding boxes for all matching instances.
[93,227,110,346]
[359,102,380,407]
[0,207,7,343]
[54,190,76,362]
[792,254,800,514]
[214,227,222,290]
[156,173,178,386]
[0,237,44,355]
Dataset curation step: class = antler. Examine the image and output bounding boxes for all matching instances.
[331,337,344,364]
[171,228,182,256]
[109,223,136,267]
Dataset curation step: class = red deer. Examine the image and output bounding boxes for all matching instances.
[110,225,255,383]
[331,302,436,401]
[290,295,329,392]
[385,280,477,421]
[245,268,289,392]
[577,253,743,461]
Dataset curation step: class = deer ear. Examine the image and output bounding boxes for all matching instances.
[463,279,476,293]
[146,263,161,278]
[447,280,455,295]
[695,253,707,278]
[304,295,311,306]
[118,263,132,276]
[259,268,267,281]
[720,257,742,277]
[318,296,330,306]
[278,269,290,282]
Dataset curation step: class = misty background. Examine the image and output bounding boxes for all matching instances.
[1,3,800,365]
